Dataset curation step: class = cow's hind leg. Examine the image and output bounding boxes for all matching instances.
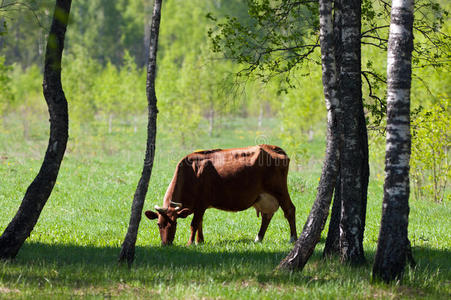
[196,219,204,244]
[278,190,297,243]
[255,213,274,242]
[188,209,205,246]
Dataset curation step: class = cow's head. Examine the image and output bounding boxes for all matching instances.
[144,202,192,245]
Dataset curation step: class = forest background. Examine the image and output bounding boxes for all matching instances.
[0,0,450,297]
[0,0,449,203]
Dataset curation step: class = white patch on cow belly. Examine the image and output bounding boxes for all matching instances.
[253,193,279,215]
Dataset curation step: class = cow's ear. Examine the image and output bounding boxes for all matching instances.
[176,208,193,219]
[145,210,159,220]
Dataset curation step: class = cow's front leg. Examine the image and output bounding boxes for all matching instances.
[188,210,205,246]
[196,219,204,244]
[255,213,274,242]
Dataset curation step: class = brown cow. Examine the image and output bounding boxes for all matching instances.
[145,144,297,245]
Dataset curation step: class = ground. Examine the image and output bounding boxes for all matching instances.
[0,116,449,299]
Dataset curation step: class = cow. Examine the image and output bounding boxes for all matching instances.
[144,144,297,246]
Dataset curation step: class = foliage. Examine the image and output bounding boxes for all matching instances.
[208,0,319,87]
[209,0,451,129]
[362,0,451,130]
[411,98,450,203]
[277,60,324,169]
[0,0,53,68]
[67,0,126,66]
[0,56,14,118]
[0,0,449,183]
[0,0,326,148]
[62,46,101,126]
[155,0,255,144]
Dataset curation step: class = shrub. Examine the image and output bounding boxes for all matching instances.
[411,97,450,203]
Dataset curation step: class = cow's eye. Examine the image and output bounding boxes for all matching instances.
[157,223,162,229]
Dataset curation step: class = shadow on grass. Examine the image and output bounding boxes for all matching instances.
[2,242,449,293]
[14,241,291,269]
[12,242,451,272]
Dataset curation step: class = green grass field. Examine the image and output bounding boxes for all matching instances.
[0,115,450,299]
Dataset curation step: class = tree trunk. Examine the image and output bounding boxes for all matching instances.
[323,0,343,258]
[208,103,214,137]
[277,0,341,270]
[336,0,367,264]
[108,113,113,134]
[258,103,263,128]
[118,0,162,266]
[21,107,30,140]
[373,0,415,282]
[323,0,369,264]
[0,0,72,260]
[323,173,341,257]
[133,116,138,133]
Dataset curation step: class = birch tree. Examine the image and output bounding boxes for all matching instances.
[0,0,72,259]
[277,0,369,270]
[372,0,415,282]
[277,0,341,270]
[118,0,162,266]
[323,0,369,264]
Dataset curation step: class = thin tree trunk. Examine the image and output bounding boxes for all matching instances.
[133,116,138,133]
[323,173,341,257]
[108,113,113,134]
[258,103,263,128]
[336,0,367,264]
[373,0,415,282]
[308,127,314,141]
[118,0,162,266]
[208,102,214,137]
[0,0,72,260]
[21,107,30,140]
[357,90,369,255]
[323,0,343,258]
[277,0,341,270]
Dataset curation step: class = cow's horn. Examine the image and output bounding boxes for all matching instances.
[170,201,183,208]
[154,205,168,214]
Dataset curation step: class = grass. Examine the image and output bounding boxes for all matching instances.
[0,114,450,299]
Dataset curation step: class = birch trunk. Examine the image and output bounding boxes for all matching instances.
[373,0,415,282]
[324,0,343,258]
[258,104,263,128]
[108,113,113,134]
[324,175,341,257]
[277,0,341,270]
[208,103,214,137]
[0,0,72,259]
[323,0,369,264]
[336,0,368,264]
[118,0,162,266]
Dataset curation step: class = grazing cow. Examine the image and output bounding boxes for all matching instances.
[145,144,297,245]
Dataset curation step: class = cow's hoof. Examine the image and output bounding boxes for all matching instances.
[254,235,262,243]
[289,236,297,243]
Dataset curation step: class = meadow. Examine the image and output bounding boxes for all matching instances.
[0,115,450,299]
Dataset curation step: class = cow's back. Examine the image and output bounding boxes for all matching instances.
[168,145,289,211]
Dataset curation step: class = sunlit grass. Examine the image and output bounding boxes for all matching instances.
[0,115,450,298]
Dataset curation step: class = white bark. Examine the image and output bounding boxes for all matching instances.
[373,0,415,282]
